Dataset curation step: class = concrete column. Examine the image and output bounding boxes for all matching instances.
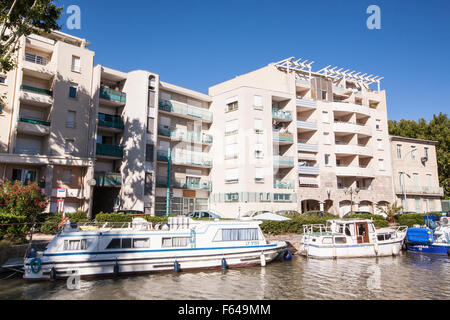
[319,202,325,212]
[44,165,54,213]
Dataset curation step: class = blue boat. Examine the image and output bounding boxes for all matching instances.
[406,215,450,256]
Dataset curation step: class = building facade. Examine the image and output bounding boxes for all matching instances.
[390,136,443,213]
[0,33,444,218]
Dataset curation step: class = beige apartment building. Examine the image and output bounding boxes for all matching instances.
[0,32,444,218]
[390,136,443,213]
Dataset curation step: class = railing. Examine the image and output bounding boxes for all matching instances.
[20,85,52,96]
[395,185,444,196]
[273,132,294,143]
[274,156,295,167]
[18,117,51,126]
[159,99,213,122]
[94,172,122,186]
[100,86,126,103]
[274,180,295,189]
[98,113,124,130]
[298,141,319,152]
[96,143,124,158]
[298,164,320,175]
[24,53,49,65]
[157,150,212,167]
[303,224,332,235]
[297,120,318,130]
[156,176,212,190]
[296,98,317,108]
[272,108,292,121]
[13,148,42,155]
[158,126,212,144]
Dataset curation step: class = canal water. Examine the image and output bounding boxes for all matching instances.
[0,252,449,300]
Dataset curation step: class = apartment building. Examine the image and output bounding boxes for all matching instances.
[390,136,443,213]
[209,58,396,217]
[0,31,95,213]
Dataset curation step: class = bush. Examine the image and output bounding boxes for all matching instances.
[396,213,426,228]
[260,216,332,235]
[39,211,90,235]
[0,181,47,219]
[0,214,29,240]
[95,213,168,224]
[345,213,386,221]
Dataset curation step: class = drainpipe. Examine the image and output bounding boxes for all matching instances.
[165,147,171,217]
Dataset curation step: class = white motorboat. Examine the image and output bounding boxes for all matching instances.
[23,217,288,280]
[299,219,407,259]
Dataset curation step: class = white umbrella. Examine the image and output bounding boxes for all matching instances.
[252,212,292,221]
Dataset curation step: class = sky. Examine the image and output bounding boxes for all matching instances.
[55,0,449,121]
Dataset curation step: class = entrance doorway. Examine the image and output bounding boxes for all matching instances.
[356,222,370,243]
[183,198,195,215]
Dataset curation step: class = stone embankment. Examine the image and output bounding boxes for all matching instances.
[266,234,303,253]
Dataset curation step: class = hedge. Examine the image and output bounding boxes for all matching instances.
[39,211,90,235]
[95,213,168,224]
[395,213,426,228]
[0,214,29,239]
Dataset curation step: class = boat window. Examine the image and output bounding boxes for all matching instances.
[162,237,190,248]
[64,239,86,251]
[345,225,352,236]
[133,238,150,248]
[358,224,367,236]
[377,234,385,241]
[338,225,344,234]
[106,239,121,249]
[334,237,347,244]
[221,228,259,241]
[322,237,333,244]
[368,224,375,233]
[122,238,132,249]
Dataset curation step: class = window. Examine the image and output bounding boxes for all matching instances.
[274,193,291,202]
[226,101,239,113]
[65,139,75,155]
[376,119,381,130]
[162,237,190,248]
[106,238,149,249]
[225,168,239,183]
[254,119,263,134]
[424,147,429,159]
[324,132,330,145]
[71,56,81,72]
[220,229,259,241]
[133,238,150,248]
[146,144,154,162]
[0,76,5,84]
[225,119,238,135]
[258,192,271,202]
[147,117,154,134]
[64,239,87,251]
[411,147,416,160]
[225,141,238,160]
[322,111,329,123]
[378,159,384,170]
[377,139,383,150]
[122,238,132,249]
[254,95,263,110]
[69,83,77,98]
[62,169,72,185]
[398,172,405,187]
[426,174,432,187]
[254,143,264,159]
[321,90,327,100]
[145,172,153,195]
[66,111,76,128]
[225,193,239,202]
[415,198,422,212]
[397,145,402,159]
[325,154,330,165]
[255,167,264,183]
[413,173,419,187]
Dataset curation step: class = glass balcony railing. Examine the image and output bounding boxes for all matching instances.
[94,172,122,186]
[158,99,213,122]
[157,126,212,144]
[157,150,212,167]
[18,117,51,126]
[98,113,124,130]
[20,85,52,96]
[273,132,294,143]
[274,180,295,189]
[100,86,126,103]
[96,143,124,158]
[274,156,295,167]
[156,176,211,190]
[272,108,292,121]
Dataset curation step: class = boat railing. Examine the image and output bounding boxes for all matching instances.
[302,224,332,235]
[66,221,169,231]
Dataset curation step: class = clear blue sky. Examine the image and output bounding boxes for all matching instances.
[56,0,449,121]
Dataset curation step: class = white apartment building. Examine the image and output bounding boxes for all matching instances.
[0,32,444,218]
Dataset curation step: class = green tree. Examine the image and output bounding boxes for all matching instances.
[389,113,450,199]
[376,202,402,224]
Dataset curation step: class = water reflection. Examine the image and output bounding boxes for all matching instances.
[0,252,449,300]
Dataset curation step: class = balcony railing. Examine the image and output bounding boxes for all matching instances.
[159,99,213,122]
[156,176,212,190]
[20,85,52,96]
[24,53,49,65]
[96,143,124,158]
[157,150,212,167]
[272,108,292,121]
[298,140,319,152]
[98,113,124,130]
[298,164,320,175]
[158,126,212,144]
[273,132,294,143]
[296,98,317,108]
[18,117,51,126]
[395,185,444,196]
[297,120,318,130]
[100,86,126,103]
[274,156,295,167]
[94,172,122,187]
[274,180,295,189]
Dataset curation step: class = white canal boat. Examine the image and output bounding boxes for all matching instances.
[23,217,288,280]
[299,219,407,259]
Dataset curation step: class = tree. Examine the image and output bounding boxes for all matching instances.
[389,113,450,199]
[0,0,62,73]
[376,202,403,224]
[0,180,47,219]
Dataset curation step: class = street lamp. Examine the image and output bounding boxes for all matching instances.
[344,187,360,214]
[399,171,411,213]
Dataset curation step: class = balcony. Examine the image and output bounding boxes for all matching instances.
[22,53,55,79]
[296,78,311,88]
[335,166,374,178]
[157,150,212,168]
[99,86,126,105]
[298,164,320,175]
[158,126,212,144]
[159,99,213,123]
[17,117,50,136]
[156,176,212,191]
[334,143,373,157]
[94,172,122,187]
[296,98,317,109]
[274,156,295,168]
[333,121,372,136]
[332,86,352,97]
[272,108,292,122]
[297,120,318,131]
[20,85,52,97]
[96,143,124,158]
[298,141,319,153]
[273,132,294,145]
[395,185,444,197]
[274,180,295,189]
[19,85,53,107]
[98,113,124,130]
[332,102,371,116]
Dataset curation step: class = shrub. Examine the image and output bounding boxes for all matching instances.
[39,211,90,235]
[345,213,386,221]
[260,216,333,235]
[396,213,426,228]
[0,214,29,240]
[0,181,47,220]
